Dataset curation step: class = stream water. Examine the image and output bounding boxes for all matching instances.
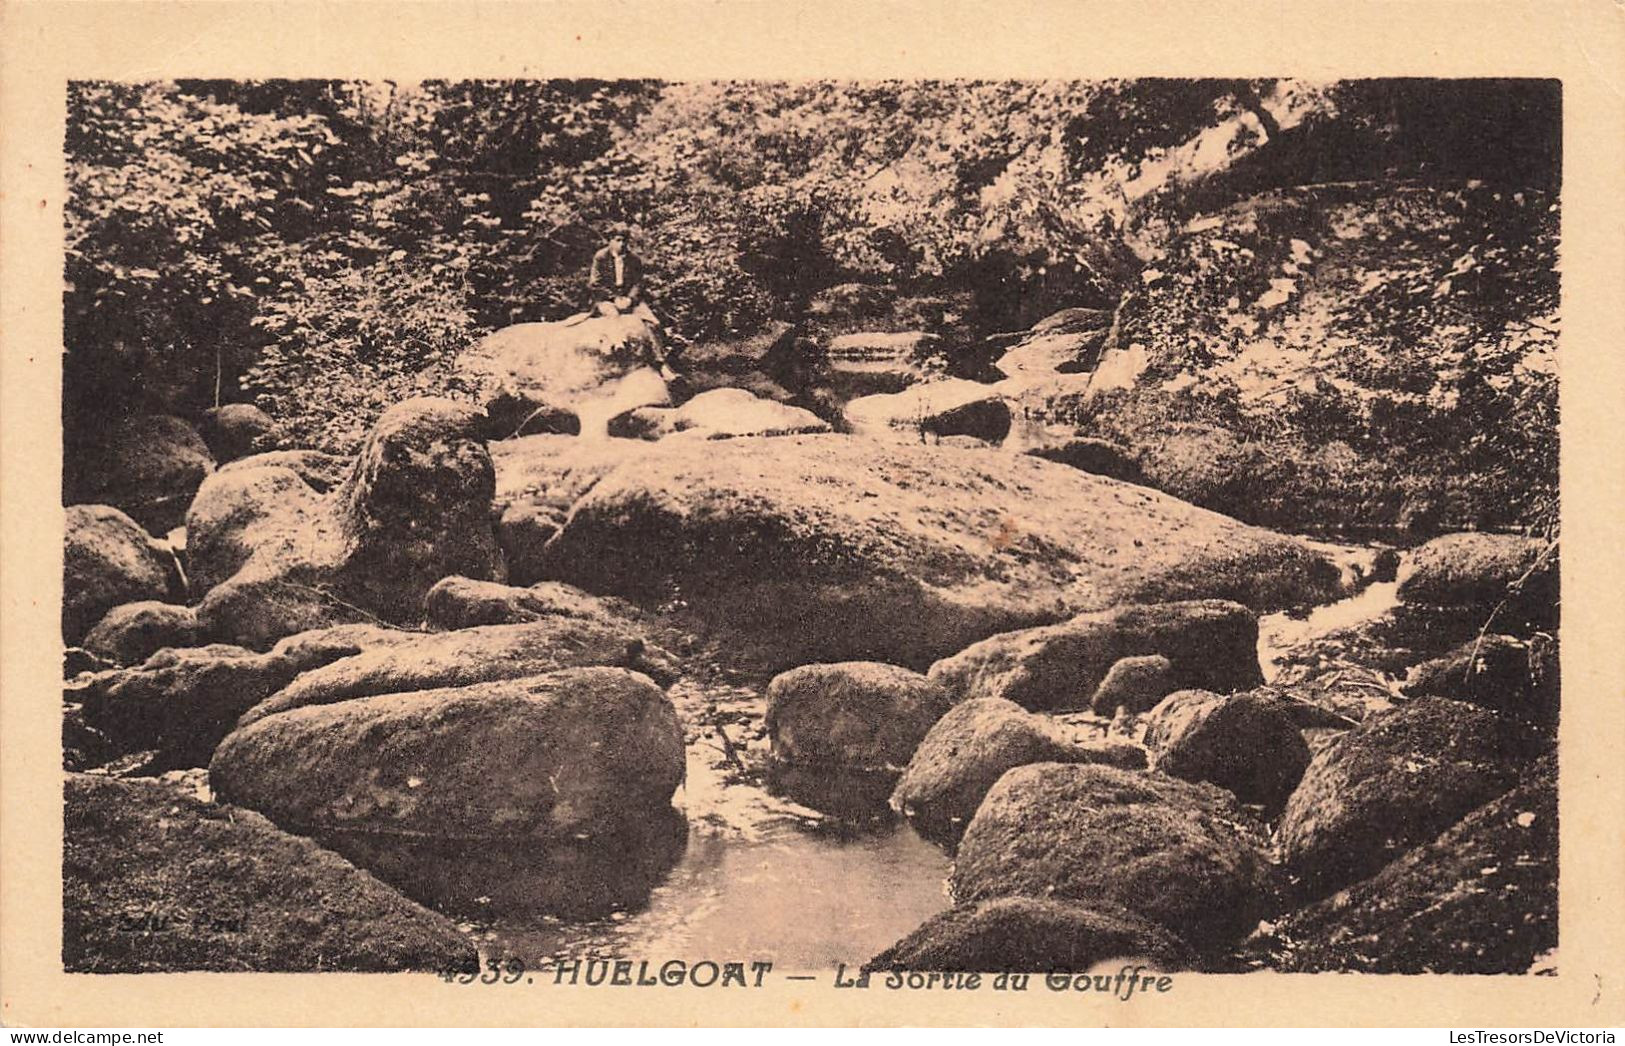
[464,744,955,969]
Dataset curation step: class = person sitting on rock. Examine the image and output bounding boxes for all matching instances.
[586,225,684,377]
[588,225,654,321]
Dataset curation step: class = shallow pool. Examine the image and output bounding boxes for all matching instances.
[466,746,954,969]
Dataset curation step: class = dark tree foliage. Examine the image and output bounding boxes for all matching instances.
[65,76,1560,535]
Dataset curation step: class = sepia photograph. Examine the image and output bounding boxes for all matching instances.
[55,75,1561,977]
[3,0,1623,1032]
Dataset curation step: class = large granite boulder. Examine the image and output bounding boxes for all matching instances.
[1278,697,1543,900]
[1402,633,1559,726]
[457,316,670,438]
[422,576,638,631]
[1397,533,1558,630]
[495,503,562,585]
[63,505,182,645]
[952,763,1275,952]
[485,434,646,587]
[65,414,215,533]
[199,403,277,463]
[1276,758,1556,973]
[765,662,951,775]
[184,461,322,597]
[195,574,378,652]
[519,435,1340,670]
[610,387,830,441]
[866,898,1192,974]
[212,667,685,841]
[1088,654,1177,715]
[927,600,1262,713]
[891,697,1145,844]
[186,398,506,648]
[237,616,678,727]
[216,449,350,492]
[266,622,420,674]
[1143,690,1311,811]
[323,807,688,922]
[81,601,201,667]
[63,774,474,973]
[845,379,1012,444]
[75,643,302,769]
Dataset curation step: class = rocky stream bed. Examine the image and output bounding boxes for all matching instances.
[61,310,1559,977]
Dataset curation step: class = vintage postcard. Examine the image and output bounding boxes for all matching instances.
[2,0,1622,1029]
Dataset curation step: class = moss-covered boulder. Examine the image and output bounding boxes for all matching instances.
[63,505,182,645]
[1144,690,1311,811]
[929,600,1262,713]
[81,601,201,667]
[1398,533,1558,630]
[766,661,952,774]
[237,617,678,727]
[1276,758,1556,973]
[63,774,474,973]
[952,763,1275,952]
[1278,697,1544,900]
[891,698,1145,845]
[186,398,506,648]
[211,667,685,842]
[866,897,1192,973]
[76,644,302,769]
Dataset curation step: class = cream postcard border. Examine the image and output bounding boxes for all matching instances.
[2,0,1622,1028]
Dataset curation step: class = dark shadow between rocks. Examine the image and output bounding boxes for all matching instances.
[893,805,970,853]
[766,763,902,826]
[314,806,689,923]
